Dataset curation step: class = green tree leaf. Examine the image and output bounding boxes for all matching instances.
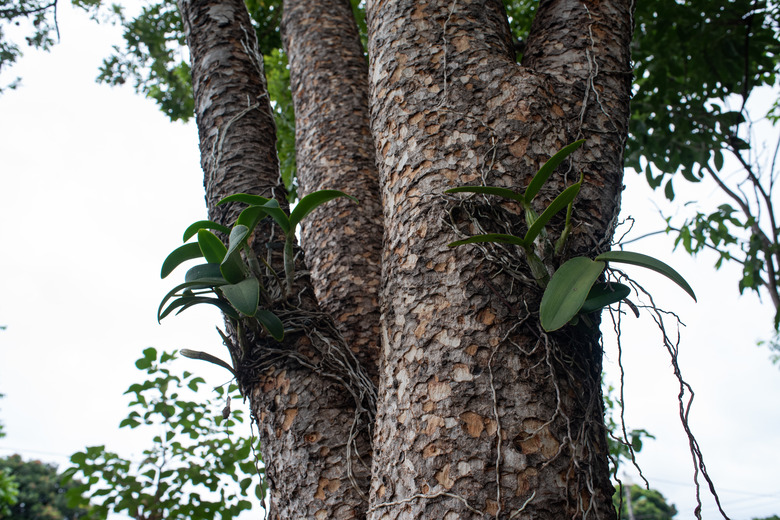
[523,180,581,245]
[580,282,631,313]
[595,250,697,301]
[197,229,227,263]
[256,310,284,341]
[220,277,260,317]
[182,220,231,242]
[541,257,606,331]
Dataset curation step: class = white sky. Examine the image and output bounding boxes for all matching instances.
[0,4,779,520]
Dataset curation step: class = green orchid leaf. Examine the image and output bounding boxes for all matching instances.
[157,278,228,321]
[256,310,285,341]
[184,263,224,283]
[523,181,581,245]
[540,257,606,331]
[448,233,527,248]
[594,250,697,302]
[580,282,632,314]
[158,295,238,321]
[445,186,524,203]
[524,139,585,204]
[161,242,204,279]
[220,277,260,317]
[217,193,271,207]
[197,229,228,263]
[220,225,250,284]
[289,190,357,229]
[235,205,268,234]
[250,198,292,234]
[182,220,231,242]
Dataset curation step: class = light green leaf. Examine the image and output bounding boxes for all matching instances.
[289,190,357,229]
[256,310,284,341]
[182,220,231,242]
[220,277,260,316]
[540,257,605,331]
[580,282,631,313]
[524,139,585,204]
[161,242,204,279]
[523,181,581,245]
[217,193,271,207]
[448,233,527,248]
[594,250,697,301]
[445,186,524,203]
[197,229,227,263]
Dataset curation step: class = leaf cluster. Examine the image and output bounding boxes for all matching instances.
[62,348,262,520]
[448,142,696,332]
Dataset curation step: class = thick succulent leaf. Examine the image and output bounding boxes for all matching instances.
[256,310,284,341]
[235,205,268,234]
[197,229,228,263]
[184,263,224,283]
[524,139,585,204]
[595,250,697,301]
[220,225,250,284]
[580,282,632,313]
[220,277,260,317]
[249,198,292,234]
[523,181,581,245]
[158,278,228,320]
[289,190,357,229]
[217,193,271,207]
[161,242,204,279]
[540,257,606,331]
[445,186,523,203]
[182,220,231,242]
[158,295,238,321]
[448,233,527,248]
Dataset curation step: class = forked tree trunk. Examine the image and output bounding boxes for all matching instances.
[178,0,634,517]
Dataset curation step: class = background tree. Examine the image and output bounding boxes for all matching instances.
[0,455,90,520]
[613,484,678,520]
[63,348,263,520]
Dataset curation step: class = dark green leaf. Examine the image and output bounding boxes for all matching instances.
[595,250,696,301]
[220,277,260,316]
[197,230,227,263]
[159,296,239,321]
[220,226,250,284]
[580,282,632,313]
[182,220,231,242]
[180,349,235,375]
[289,190,357,229]
[217,193,271,206]
[524,139,585,204]
[256,310,284,341]
[158,278,229,321]
[540,257,605,331]
[185,263,224,282]
[161,242,203,279]
[523,180,581,245]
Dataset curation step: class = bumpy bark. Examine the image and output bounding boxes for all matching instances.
[282,0,383,382]
[178,1,372,517]
[366,0,632,517]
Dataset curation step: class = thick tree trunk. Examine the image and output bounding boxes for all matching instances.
[365,0,632,517]
[178,0,634,517]
[178,1,374,517]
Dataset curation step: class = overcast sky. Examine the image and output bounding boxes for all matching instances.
[0,4,779,519]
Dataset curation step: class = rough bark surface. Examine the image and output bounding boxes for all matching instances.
[178,1,372,518]
[365,0,632,517]
[282,0,383,383]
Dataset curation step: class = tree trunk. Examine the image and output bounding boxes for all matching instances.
[178,0,635,517]
[365,0,631,517]
[178,1,374,517]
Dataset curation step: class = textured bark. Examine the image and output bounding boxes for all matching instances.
[282,0,383,383]
[366,0,632,518]
[178,1,372,517]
